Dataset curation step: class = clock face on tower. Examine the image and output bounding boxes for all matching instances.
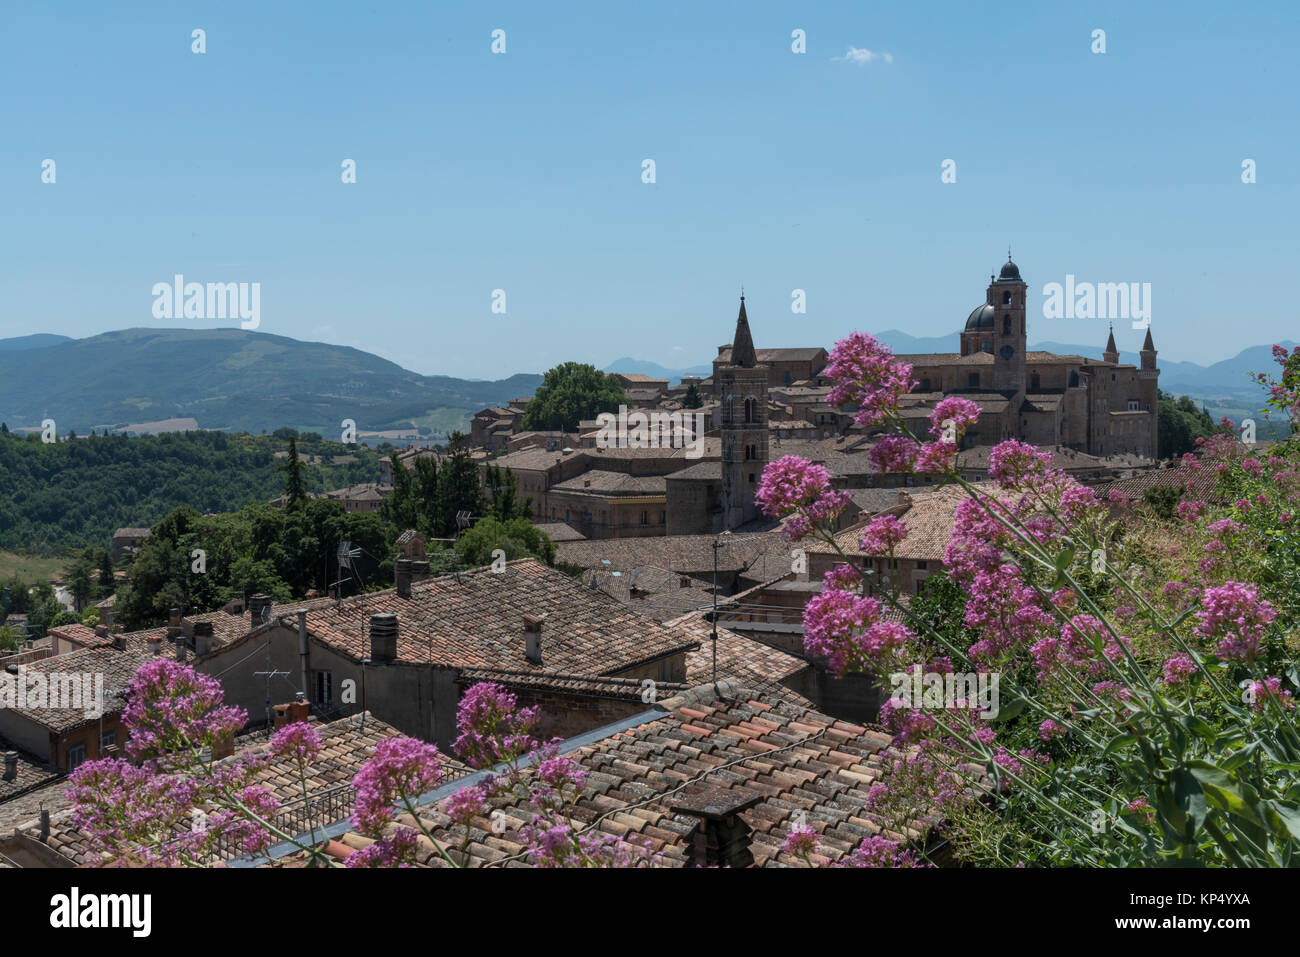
[1000,344,1015,360]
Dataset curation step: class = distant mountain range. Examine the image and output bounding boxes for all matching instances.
[2,326,1287,440]
[0,328,541,436]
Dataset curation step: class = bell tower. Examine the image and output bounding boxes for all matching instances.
[990,252,1028,403]
[719,295,769,530]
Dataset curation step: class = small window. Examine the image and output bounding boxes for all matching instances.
[918,561,929,570]
[100,729,117,750]
[640,511,648,525]
[968,373,980,388]
[313,670,333,706]
[66,742,87,770]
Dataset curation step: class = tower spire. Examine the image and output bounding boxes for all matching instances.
[730,294,757,368]
[1103,323,1119,363]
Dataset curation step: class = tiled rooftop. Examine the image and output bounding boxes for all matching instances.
[291,681,958,868]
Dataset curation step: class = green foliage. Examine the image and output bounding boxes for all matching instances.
[0,429,384,549]
[521,362,626,432]
[0,625,21,652]
[80,608,101,628]
[115,499,389,629]
[683,381,703,409]
[1142,483,1184,520]
[1158,390,1215,458]
[279,437,309,507]
[456,517,555,568]
[484,465,533,522]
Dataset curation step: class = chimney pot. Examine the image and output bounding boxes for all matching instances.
[212,730,234,760]
[2,751,17,781]
[523,614,544,664]
[395,558,413,599]
[249,594,273,626]
[168,607,181,628]
[193,620,214,657]
[369,613,398,662]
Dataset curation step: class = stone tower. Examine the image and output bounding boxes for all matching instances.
[989,254,1028,405]
[1139,326,1159,458]
[718,295,769,530]
[1103,325,1119,364]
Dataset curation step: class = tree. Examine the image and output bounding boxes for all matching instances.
[436,437,485,537]
[521,362,626,432]
[67,558,94,611]
[1157,390,1215,459]
[484,465,532,522]
[382,452,420,531]
[456,517,556,568]
[98,550,115,590]
[683,381,703,409]
[0,625,21,652]
[279,437,309,507]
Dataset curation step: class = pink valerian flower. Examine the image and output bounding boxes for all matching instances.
[1058,484,1101,525]
[877,698,936,745]
[519,819,661,868]
[1248,676,1296,713]
[802,589,912,675]
[962,565,1054,663]
[987,439,1054,490]
[869,435,920,473]
[271,720,322,764]
[1194,581,1276,663]
[756,456,832,516]
[928,396,981,445]
[834,834,926,868]
[1234,497,1252,511]
[442,783,489,828]
[1241,457,1264,477]
[782,824,819,859]
[1176,500,1207,522]
[1126,798,1156,825]
[824,332,916,427]
[823,563,863,590]
[859,514,908,556]
[991,748,1023,778]
[1107,489,1133,508]
[351,737,444,836]
[1282,513,1294,526]
[1208,518,1245,539]
[1162,653,1198,685]
[529,744,588,805]
[453,681,540,768]
[914,440,958,474]
[121,659,248,760]
[1038,719,1067,741]
[345,827,421,868]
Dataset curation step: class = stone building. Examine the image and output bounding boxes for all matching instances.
[896,257,1159,458]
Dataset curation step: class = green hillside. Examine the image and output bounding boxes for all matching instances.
[0,328,541,436]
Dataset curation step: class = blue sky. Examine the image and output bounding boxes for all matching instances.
[4,0,1297,378]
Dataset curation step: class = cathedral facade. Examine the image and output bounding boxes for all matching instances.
[896,257,1159,459]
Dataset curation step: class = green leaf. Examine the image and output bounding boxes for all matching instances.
[1103,733,1136,757]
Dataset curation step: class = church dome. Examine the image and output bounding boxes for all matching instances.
[965,303,994,330]
[999,260,1022,281]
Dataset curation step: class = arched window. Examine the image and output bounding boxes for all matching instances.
[981,338,992,353]
[1002,291,1012,305]
[1069,370,1080,388]
[743,397,756,423]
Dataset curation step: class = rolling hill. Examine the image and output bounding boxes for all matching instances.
[0,329,541,437]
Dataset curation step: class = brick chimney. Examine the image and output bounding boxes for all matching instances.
[212,729,234,760]
[2,751,17,781]
[273,693,312,729]
[168,607,181,628]
[523,614,544,664]
[193,620,214,658]
[395,558,414,599]
[409,560,431,584]
[369,613,398,662]
[669,787,762,868]
[249,594,273,626]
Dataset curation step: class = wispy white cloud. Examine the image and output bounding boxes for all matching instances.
[833,47,893,65]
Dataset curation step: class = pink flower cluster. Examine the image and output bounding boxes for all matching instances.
[824,332,916,427]
[1194,581,1277,663]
